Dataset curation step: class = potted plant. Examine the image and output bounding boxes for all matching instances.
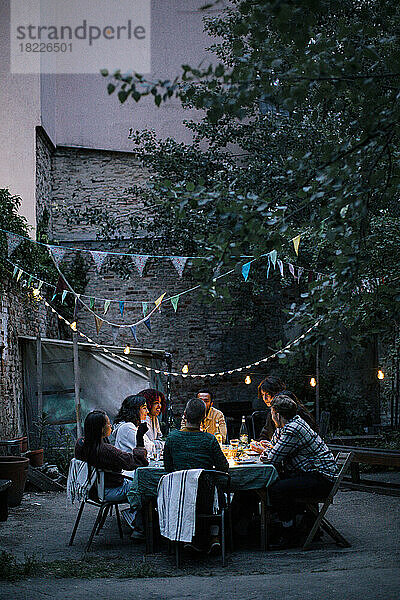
[26,412,50,467]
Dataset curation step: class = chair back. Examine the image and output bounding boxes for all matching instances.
[250,410,269,439]
[318,411,331,439]
[328,452,353,500]
[67,458,106,504]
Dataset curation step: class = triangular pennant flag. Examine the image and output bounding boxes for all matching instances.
[266,258,271,279]
[132,255,149,277]
[90,250,108,273]
[170,256,188,278]
[104,300,111,315]
[297,267,304,281]
[27,275,33,286]
[111,326,119,344]
[144,318,152,332]
[51,292,57,301]
[288,263,295,279]
[242,262,251,282]
[269,250,277,268]
[7,233,23,257]
[277,259,284,277]
[119,301,124,317]
[89,297,95,310]
[170,295,179,312]
[130,325,138,343]
[292,234,301,256]
[155,292,166,309]
[16,269,23,282]
[13,266,18,278]
[94,315,103,335]
[50,245,67,267]
[61,290,68,303]
[142,302,148,317]
[316,273,322,281]
[55,275,68,294]
[37,281,43,291]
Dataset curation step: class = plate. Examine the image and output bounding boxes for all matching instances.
[235,458,258,464]
[244,451,259,456]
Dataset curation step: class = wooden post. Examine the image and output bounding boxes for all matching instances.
[315,344,320,424]
[36,333,43,418]
[73,332,82,438]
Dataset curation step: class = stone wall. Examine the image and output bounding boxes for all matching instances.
[47,145,286,422]
[0,282,59,439]
[35,126,54,229]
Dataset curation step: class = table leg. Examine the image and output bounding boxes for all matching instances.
[255,489,269,551]
[143,499,154,554]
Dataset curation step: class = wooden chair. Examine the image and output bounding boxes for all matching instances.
[295,451,354,550]
[159,470,232,567]
[67,459,132,552]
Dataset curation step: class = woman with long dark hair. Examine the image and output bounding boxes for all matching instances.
[75,410,148,501]
[113,394,154,454]
[257,376,317,440]
[138,388,166,442]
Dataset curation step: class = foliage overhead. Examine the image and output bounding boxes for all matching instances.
[99,0,399,347]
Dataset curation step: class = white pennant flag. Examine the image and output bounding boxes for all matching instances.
[50,246,67,267]
[132,255,150,277]
[277,259,284,277]
[90,250,108,273]
[170,256,188,278]
[297,267,304,281]
[288,263,295,279]
[6,232,23,257]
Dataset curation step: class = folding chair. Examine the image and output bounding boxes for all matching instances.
[158,469,232,567]
[67,458,132,552]
[295,451,354,550]
[250,410,269,440]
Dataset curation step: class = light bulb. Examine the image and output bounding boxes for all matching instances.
[124,345,131,355]
[244,375,252,385]
[182,364,189,374]
[310,377,317,387]
[377,369,384,380]
[70,321,77,331]
[32,288,40,297]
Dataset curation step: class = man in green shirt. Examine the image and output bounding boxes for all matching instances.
[164,398,229,553]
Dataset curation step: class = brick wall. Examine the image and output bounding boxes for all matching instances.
[0,282,59,439]
[47,145,285,419]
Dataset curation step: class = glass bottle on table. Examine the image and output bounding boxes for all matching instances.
[215,422,223,447]
[239,415,249,446]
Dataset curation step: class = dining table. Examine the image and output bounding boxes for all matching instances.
[127,459,279,553]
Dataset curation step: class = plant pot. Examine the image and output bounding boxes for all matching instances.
[15,436,28,453]
[26,449,44,467]
[0,456,29,507]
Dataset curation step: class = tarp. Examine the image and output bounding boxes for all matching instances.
[20,336,167,441]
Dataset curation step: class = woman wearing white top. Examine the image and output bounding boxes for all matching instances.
[139,388,166,442]
[113,395,155,459]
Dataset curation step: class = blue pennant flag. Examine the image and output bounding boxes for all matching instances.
[61,290,68,303]
[119,301,124,317]
[242,262,251,282]
[130,325,138,343]
[51,292,57,301]
[266,258,271,279]
[269,250,277,268]
[144,318,151,332]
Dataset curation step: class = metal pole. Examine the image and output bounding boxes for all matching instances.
[315,345,320,424]
[73,332,82,438]
[36,332,43,418]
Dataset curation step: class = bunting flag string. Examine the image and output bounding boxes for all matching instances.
[38,291,321,378]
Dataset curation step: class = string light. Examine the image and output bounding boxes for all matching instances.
[32,288,41,297]
[377,369,384,380]
[123,345,131,355]
[70,321,77,331]
[244,375,252,384]
[182,364,189,374]
[310,377,317,387]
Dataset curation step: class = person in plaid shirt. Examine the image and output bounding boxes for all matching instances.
[260,395,338,545]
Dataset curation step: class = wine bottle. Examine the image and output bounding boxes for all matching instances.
[239,415,249,446]
[215,422,223,447]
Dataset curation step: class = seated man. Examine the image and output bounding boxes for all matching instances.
[180,391,227,442]
[260,395,338,547]
[165,397,229,553]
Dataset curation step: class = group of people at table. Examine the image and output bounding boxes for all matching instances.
[75,377,339,552]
